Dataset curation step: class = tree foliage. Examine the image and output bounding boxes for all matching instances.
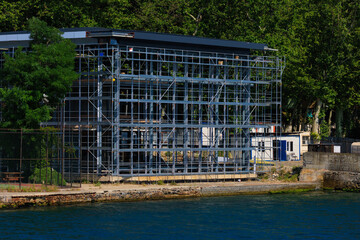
[0,0,359,136]
[0,17,77,128]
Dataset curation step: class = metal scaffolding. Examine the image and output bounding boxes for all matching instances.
[0,28,284,179]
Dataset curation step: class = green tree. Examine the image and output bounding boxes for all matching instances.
[0,0,359,138]
[0,17,78,128]
[280,0,360,137]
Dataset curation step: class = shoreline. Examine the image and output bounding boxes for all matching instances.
[0,181,319,209]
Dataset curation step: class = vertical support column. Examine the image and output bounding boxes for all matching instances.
[198,82,202,173]
[148,52,155,174]
[273,57,283,161]
[215,58,220,173]
[130,74,134,175]
[243,56,251,171]
[79,126,82,186]
[223,83,227,173]
[184,57,189,173]
[61,103,65,186]
[145,77,149,174]
[97,51,103,174]
[149,81,154,174]
[78,46,82,176]
[158,91,162,174]
[19,129,23,189]
[172,71,176,174]
[235,79,240,172]
[113,50,120,175]
[85,51,91,179]
[209,64,214,172]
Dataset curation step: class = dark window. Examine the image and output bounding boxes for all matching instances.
[258,141,265,152]
[287,141,294,151]
[302,136,309,145]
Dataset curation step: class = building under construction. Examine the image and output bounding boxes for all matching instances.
[0,28,284,181]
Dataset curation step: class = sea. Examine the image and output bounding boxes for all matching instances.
[0,191,359,239]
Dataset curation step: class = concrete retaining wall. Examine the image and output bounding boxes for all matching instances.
[303,152,360,173]
[302,152,360,190]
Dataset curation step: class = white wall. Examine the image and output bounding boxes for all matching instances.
[201,127,223,146]
[251,135,301,161]
[289,132,311,155]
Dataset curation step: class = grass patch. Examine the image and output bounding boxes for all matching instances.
[277,173,299,182]
[0,184,58,192]
[156,180,165,185]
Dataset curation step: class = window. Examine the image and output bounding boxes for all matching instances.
[258,141,265,152]
[287,141,294,152]
[302,136,309,145]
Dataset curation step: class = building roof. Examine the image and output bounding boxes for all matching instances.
[0,27,271,52]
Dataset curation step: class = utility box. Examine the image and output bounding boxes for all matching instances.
[351,142,360,154]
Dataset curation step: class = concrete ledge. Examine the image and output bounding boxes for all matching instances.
[0,182,318,209]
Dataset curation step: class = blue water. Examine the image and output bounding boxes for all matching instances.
[1,191,360,239]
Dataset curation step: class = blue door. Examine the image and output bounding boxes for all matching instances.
[280,140,287,161]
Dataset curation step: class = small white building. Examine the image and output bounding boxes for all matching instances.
[251,135,301,161]
[289,132,311,155]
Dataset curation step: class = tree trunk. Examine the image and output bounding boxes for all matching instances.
[312,98,322,135]
[328,109,333,136]
[301,112,306,132]
[335,107,344,138]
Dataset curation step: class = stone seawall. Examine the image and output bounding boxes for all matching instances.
[323,171,360,190]
[0,182,318,209]
[301,152,360,190]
